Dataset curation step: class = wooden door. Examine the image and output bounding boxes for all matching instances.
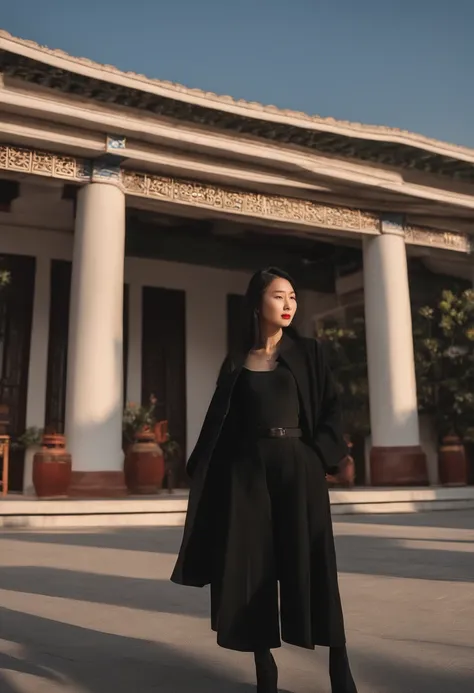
[45,260,71,434]
[141,286,186,486]
[45,260,129,432]
[0,254,35,491]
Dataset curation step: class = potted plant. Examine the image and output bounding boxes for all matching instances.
[414,288,474,485]
[123,394,165,494]
[317,318,370,486]
[15,426,43,496]
[122,397,157,450]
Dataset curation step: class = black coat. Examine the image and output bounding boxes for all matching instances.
[171,332,348,651]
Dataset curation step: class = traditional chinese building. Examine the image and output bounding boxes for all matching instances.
[0,30,473,496]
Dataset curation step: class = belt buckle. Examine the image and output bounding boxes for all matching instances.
[270,427,286,438]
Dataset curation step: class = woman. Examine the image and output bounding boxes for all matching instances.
[171,267,358,693]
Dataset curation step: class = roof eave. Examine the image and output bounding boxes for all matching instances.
[2,29,474,167]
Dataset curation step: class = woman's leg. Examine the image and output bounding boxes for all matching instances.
[329,646,358,693]
[254,649,278,693]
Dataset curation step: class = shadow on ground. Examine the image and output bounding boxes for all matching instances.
[0,523,473,630]
[333,534,474,582]
[333,508,474,530]
[0,651,64,688]
[0,566,210,617]
[1,607,473,693]
[350,644,474,693]
[1,522,474,615]
[2,526,183,554]
[4,509,474,558]
[0,607,259,693]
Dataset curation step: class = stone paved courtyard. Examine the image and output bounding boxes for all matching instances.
[0,509,473,693]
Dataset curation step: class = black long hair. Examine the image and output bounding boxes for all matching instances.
[233,266,299,357]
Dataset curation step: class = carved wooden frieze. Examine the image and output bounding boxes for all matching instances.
[120,168,380,232]
[0,144,90,181]
[0,143,470,252]
[404,226,471,253]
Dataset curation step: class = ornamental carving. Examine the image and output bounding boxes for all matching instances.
[122,171,148,195]
[222,191,245,212]
[0,144,90,181]
[0,143,470,253]
[326,207,362,229]
[106,135,126,151]
[174,182,224,209]
[404,226,471,253]
[120,168,381,233]
[54,156,78,178]
[32,150,54,175]
[148,176,172,198]
[304,202,327,225]
[8,147,32,171]
[243,193,267,217]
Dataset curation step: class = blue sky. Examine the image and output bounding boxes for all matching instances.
[2,0,473,147]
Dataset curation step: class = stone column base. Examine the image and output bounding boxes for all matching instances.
[370,446,429,486]
[69,471,128,498]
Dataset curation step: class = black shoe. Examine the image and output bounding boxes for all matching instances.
[254,649,278,693]
[329,646,358,693]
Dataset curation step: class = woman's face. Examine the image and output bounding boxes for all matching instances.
[260,277,297,330]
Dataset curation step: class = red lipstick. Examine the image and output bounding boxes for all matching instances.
[282,314,291,320]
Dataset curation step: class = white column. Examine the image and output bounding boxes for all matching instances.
[65,183,126,495]
[24,254,51,495]
[363,217,427,485]
[126,280,142,405]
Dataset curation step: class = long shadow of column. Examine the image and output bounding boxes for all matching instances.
[0,607,261,693]
[351,645,474,693]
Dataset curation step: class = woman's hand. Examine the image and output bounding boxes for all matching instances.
[325,455,355,486]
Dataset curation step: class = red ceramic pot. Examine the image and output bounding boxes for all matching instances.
[126,428,165,494]
[439,435,468,486]
[33,434,72,498]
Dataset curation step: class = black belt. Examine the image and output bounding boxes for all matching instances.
[257,427,302,439]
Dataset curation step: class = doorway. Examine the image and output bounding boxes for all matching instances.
[141,286,187,486]
[0,254,35,491]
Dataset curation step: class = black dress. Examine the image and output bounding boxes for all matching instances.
[171,334,348,655]
[209,362,345,652]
